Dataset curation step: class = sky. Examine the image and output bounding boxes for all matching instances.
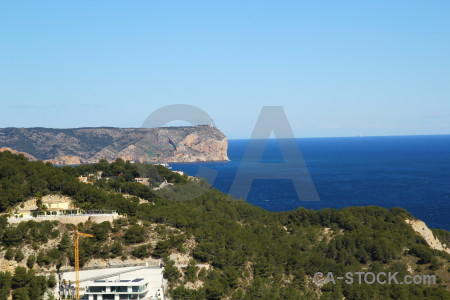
[0,1,449,139]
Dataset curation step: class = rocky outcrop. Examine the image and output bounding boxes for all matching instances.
[406,219,450,254]
[0,126,229,164]
[0,146,38,161]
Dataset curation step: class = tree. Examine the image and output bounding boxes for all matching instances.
[91,222,111,242]
[36,251,50,267]
[163,258,181,284]
[12,287,29,300]
[110,241,123,258]
[47,274,57,288]
[3,228,24,247]
[152,241,170,259]
[204,270,224,300]
[28,276,46,300]
[26,255,35,269]
[47,294,57,300]
[410,246,433,264]
[184,260,199,283]
[124,225,145,244]
[4,248,14,260]
[131,244,151,259]
[0,271,12,300]
[47,248,61,261]
[14,250,24,263]
[12,267,31,289]
[172,286,197,300]
[58,232,71,252]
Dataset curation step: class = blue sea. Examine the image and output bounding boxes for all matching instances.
[170,136,450,231]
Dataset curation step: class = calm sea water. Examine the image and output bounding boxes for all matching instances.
[170,136,450,231]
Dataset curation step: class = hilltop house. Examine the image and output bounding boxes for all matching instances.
[8,195,119,224]
[135,178,150,186]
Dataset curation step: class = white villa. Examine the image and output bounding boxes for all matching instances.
[7,195,120,224]
[134,178,150,186]
[58,266,166,300]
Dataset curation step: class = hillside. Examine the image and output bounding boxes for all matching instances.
[0,126,229,165]
[0,151,449,300]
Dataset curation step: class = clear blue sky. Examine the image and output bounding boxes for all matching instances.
[1,1,449,139]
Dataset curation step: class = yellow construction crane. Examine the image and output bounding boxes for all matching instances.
[74,226,93,300]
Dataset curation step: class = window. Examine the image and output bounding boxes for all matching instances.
[102,295,115,300]
[120,295,138,300]
[111,286,128,292]
[88,286,106,293]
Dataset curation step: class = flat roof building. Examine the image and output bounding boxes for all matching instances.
[58,266,165,300]
[134,178,150,186]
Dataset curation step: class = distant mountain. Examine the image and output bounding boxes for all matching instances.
[0,126,229,165]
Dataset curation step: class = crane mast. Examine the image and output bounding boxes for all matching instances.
[74,226,93,300]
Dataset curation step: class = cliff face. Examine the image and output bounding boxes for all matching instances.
[406,219,450,254]
[0,126,229,165]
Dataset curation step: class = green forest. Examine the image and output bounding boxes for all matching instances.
[0,151,449,300]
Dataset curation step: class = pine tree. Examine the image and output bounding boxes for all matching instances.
[14,250,24,263]
[4,248,14,260]
[26,255,35,269]
[58,233,71,252]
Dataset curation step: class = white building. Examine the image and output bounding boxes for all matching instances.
[134,178,150,186]
[8,209,119,225]
[59,266,165,300]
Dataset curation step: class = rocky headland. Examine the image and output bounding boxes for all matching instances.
[0,126,229,165]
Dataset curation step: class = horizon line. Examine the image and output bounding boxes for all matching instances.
[229,133,450,140]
